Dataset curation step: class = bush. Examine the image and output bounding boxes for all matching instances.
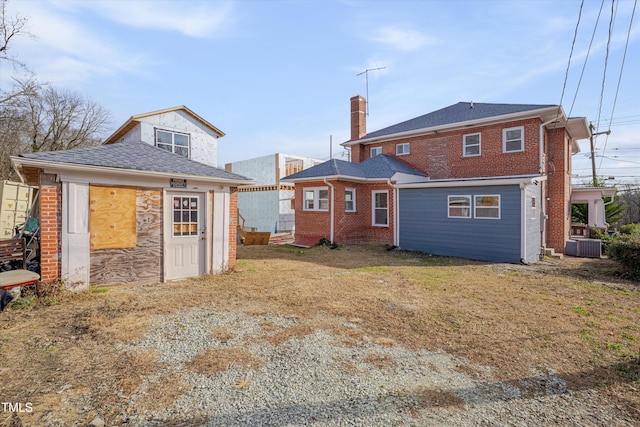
[608,235,640,279]
[619,223,640,236]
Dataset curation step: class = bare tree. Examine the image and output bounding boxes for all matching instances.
[0,1,112,180]
[0,79,111,180]
[618,184,640,225]
[0,0,31,69]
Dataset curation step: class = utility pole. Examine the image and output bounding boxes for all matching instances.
[588,122,612,186]
[357,67,386,116]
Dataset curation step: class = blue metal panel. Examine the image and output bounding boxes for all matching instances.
[399,185,523,263]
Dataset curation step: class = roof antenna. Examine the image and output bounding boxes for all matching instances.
[470,101,474,109]
[357,66,386,116]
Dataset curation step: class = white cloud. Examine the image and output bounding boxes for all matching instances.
[370,26,435,52]
[3,1,152,87]
[61,0,234,38]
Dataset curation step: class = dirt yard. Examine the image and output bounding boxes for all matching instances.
[1,244,638,426]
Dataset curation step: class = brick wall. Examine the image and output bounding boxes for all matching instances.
[545,128,572,253]
[295,179,395,245]
[353,118,543,179]
[39,173,61,283]
[228,188,238,269]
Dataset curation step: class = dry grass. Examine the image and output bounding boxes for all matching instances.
[0,243,638,425]
[187,348,263,374]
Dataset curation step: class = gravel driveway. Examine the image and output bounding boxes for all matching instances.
[109,306,631,427]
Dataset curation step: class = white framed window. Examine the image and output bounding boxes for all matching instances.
[503,126,524,153]
[303,187,329,211]
[345,188,356,212]
[396,143,410,155]
[172,196,199,236]
[448,195,471,218]
[372,190,388,226]
[475,195,500,219]
[463,133,481,157]
[156,129,190,158]
[370,146,382,157]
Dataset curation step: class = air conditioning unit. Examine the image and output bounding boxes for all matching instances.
[577,239,602,258]
[565,239,602,258]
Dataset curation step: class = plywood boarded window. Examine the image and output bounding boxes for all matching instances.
[90,186,137,249]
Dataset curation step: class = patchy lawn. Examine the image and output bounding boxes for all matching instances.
[0,244,638,425]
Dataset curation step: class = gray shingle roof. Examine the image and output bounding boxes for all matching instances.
[359,102,557,141]
[282,154,426,181]
[19,141,252,182]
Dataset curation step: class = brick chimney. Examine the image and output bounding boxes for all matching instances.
[350,95,366,141]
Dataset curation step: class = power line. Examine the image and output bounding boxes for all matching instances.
[594,0,615,133]
[597,0,637,173]
[557,0,584,122]
[568,0,605,117]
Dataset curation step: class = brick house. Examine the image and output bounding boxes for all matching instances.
[11,107,253,289]
[283,95,593,263]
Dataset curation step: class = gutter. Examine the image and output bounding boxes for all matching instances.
[395,175,545,189]
[11,156,255,186]
[324,178,335,244]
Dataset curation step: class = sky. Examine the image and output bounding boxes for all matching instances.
[2,0,639,187]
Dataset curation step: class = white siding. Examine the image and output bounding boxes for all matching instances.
[121,111,219,167]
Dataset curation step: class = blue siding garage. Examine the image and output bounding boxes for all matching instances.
[399,184,531,263]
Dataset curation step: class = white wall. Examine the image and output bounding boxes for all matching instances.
[231,154,277,186]
[122,111,219,167]
[238,190,280,232]
[231,153,321,233]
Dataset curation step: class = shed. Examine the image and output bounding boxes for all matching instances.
[11,141,253,289]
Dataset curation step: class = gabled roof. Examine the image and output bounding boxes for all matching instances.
[103,106,225,145]
[13,141,252,184]
[281,154,426,182]
[345,102,566,146]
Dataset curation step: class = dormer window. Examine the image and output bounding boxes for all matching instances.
[156,129,190,158]
[503,126,524,153]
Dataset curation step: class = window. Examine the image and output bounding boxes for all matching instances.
[463,133,481,157]
[303,187,329,211]
[345,188,356,212]
[172,196,199,236]
[531,196,537,220]
[156,129,190,158]
[503,126,524,153]
[372,190,388,226]
[448,195,471,218]
[370,146,382,157]
[475,195,500,219]
[396,143,410,155]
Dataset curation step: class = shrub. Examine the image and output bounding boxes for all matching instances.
[608,235,640,279]
[619,223,640,236]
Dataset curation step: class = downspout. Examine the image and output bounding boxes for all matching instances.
[387,178,399,247]
[323,178,335,244]
[602,191,616,229]
[520,183,527,264]
[539,118,558,257]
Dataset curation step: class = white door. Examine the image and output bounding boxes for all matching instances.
[165,192,206,280]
